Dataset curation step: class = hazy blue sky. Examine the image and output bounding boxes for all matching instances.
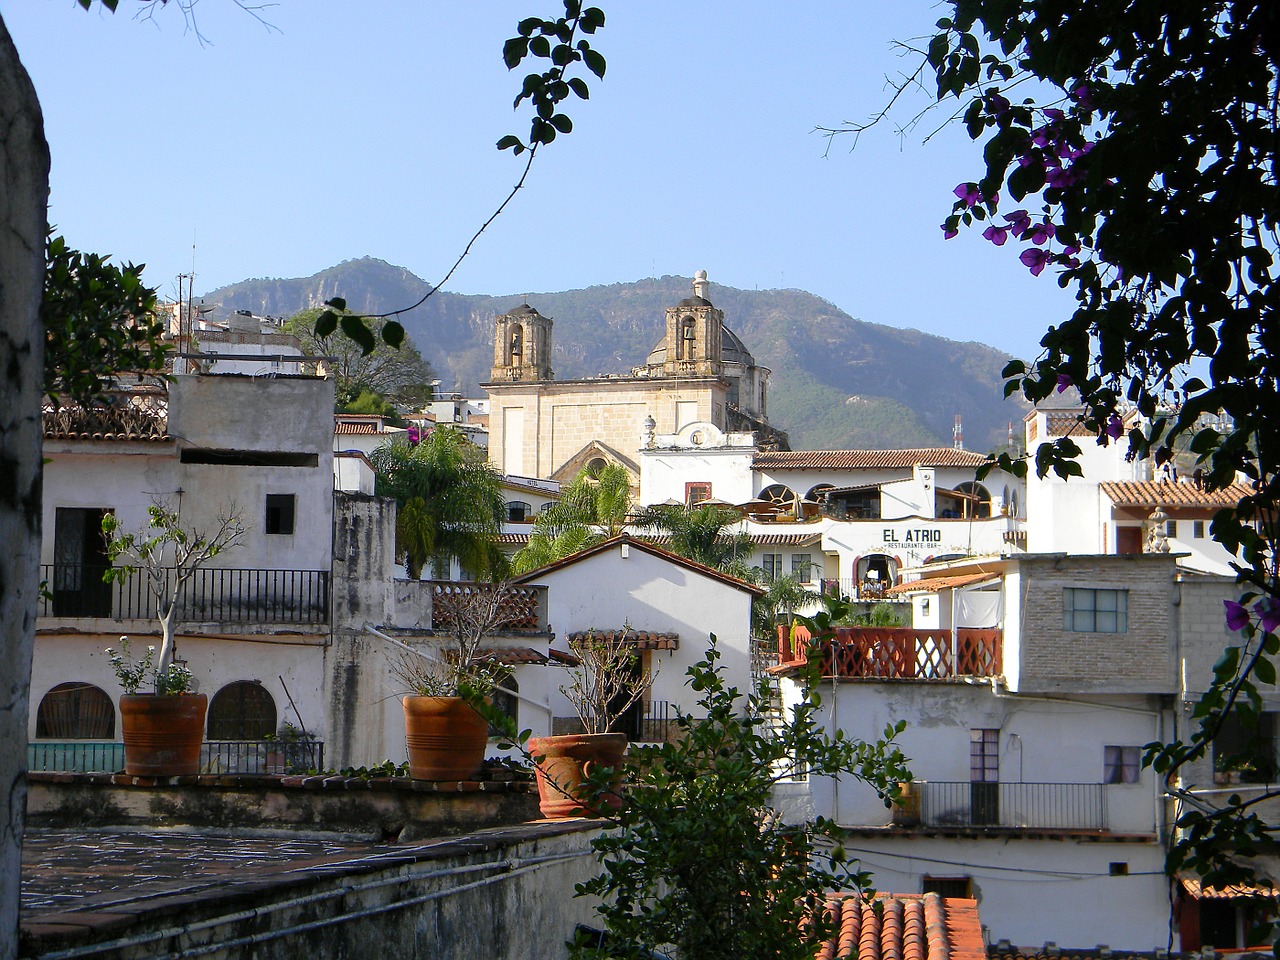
[5,2,1077,361]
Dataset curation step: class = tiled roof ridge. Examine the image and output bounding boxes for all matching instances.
[754,448,991,470]
[1100,479,1254,508]
[924,892,951,960]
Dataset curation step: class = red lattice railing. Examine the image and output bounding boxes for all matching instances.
[779,625,1001,680]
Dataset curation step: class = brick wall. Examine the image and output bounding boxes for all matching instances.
[1016,554,1178,694]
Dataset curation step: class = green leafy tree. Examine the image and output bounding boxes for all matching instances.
[285,307,434,414]
[369,427,507,581]
[42,233,169,406]
[751,571,821,639]
[870,0,1280,892]
[571,631,911,960]
[633,502,754,577]
[511,461,633,573]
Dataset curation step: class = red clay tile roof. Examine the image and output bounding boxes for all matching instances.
[754,449,991,471]
[1181,877,1280,899]
[497,532,531,546]
[565,629,679,650]
[817,893,985,960]
[1099,480,1255,510]
[334,422,382,435]
[475,647,549,665]
[885,573,1001,596]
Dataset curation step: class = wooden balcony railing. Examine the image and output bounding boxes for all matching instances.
[39,564,330,625]
[779,624,1002,679]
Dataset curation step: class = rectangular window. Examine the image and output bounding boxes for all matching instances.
[1193,520,1206,538]
[1064,588,1128,633]
[762,553,783,580]
[791,554,813,583]
[265,494,296,535]
[685,481,712,506]
[922,876,972,899]
[970,728,999,782]
[1104,745,1141,784]
[1165,520,1178,538]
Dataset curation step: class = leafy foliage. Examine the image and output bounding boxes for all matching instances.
[42,234,169,407]
[369,428,507,581]
[572,636,910,960]
[910,0,1280,891]
[285,307,434,414]
[632,502,754,577]
[511,461,633,573]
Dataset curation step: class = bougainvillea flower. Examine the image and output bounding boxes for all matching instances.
[1043,108,1066,122]
[1055,374,1073,393]
[1031,127,1052,148]
[1070,84,1094,109]
[1105,415,1124,439]
[941,223,958,240]
[1027,221,1057,245]
[953,183,982,207]
[986,93,1010,117]
[1257,597,1280,635]
[1004,210,1032,236]
[1019,248,1051,276]
[1046,166,1080,190]
[983,225,1009,246]
[1224,600,1250,632]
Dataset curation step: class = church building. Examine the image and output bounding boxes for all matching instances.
[484,271,787,483]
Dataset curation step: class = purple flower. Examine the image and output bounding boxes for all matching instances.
[1045,166,1080,190]
[954,183,982,208]
[1225,600,1250,632]
[1043,108,1066,122]
[1019,248,1051,276]
[407,426,420,445]
[1028,221,1057,245]
[1105,414,1124,439]
[1031,127,1052,149]
[1257,597,1280,635]
[1055,374,1073,393]
[1004,210,1032,237]
[1070,83,1094,110]
[983,225,1009,246]
[942,223,958,240]
[986,93,1010,117]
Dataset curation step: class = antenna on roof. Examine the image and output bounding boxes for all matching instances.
[953,414,964,450]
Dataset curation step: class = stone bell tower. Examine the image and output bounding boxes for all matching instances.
[491,303,553,382]
[661,270,723,377]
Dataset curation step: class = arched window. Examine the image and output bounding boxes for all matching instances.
[953,481,992,519]
[207,681,277,740]
[678,317,696,360]
[510,326,524,363]
[507,500,532,522]
[36,682,115,739]
[586,456,608,475]
[759,483,798,516]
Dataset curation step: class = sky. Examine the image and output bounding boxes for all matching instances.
[4,1,1079,362]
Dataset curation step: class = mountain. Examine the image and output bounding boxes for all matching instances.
[202,257,1027,452]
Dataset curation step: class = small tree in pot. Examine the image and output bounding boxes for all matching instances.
[389,582,525,781]
[527,628,651,819]
[102,500,245,777]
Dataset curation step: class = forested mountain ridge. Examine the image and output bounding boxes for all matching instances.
[204,257,1027,452]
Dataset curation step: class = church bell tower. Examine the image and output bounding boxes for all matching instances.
[491,303,553,382]
[660,270,723,377]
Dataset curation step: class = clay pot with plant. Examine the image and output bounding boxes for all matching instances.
[527,629,651,819]
[390,583,523,781]
[101,501,246,777]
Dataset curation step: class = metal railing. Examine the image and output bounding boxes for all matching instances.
[820,578,907,602]
[909,780,1108,831]
[631,700,674,743]
[781,625,1002,679]
[28,739,325,775]
[39,564,330,625]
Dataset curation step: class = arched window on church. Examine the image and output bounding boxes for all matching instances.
[207,681,277,740]
[678,316,696,360]
[35,682,115,739]
[510,326,524,366]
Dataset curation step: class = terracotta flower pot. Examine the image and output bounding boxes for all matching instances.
[527,732,627,819]
[120,693,208,777]
[403,695,488,780]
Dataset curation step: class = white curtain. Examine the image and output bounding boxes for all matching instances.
[956,587,1001,627]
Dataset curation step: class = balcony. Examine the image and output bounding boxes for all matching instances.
[28,739,325,775]
[391,580,549,634]
[820,578,904,602]
[896,780,1109,832]
[39,564,330,626]
[779,625,1002,679]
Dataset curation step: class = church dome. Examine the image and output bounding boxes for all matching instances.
[506,302,545,318]
[643,322,755,367]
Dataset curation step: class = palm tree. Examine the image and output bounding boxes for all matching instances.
[511,461,634,574]
[369,427,506,581]
[750,572,822,640]
[632,502,754,577]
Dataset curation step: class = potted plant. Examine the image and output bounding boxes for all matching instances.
[527,628,651,819]
[106,636,206,776]
[100,500,245,776]
[389,582,521,780]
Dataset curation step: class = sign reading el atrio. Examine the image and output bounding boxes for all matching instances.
[884,528,942,544]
